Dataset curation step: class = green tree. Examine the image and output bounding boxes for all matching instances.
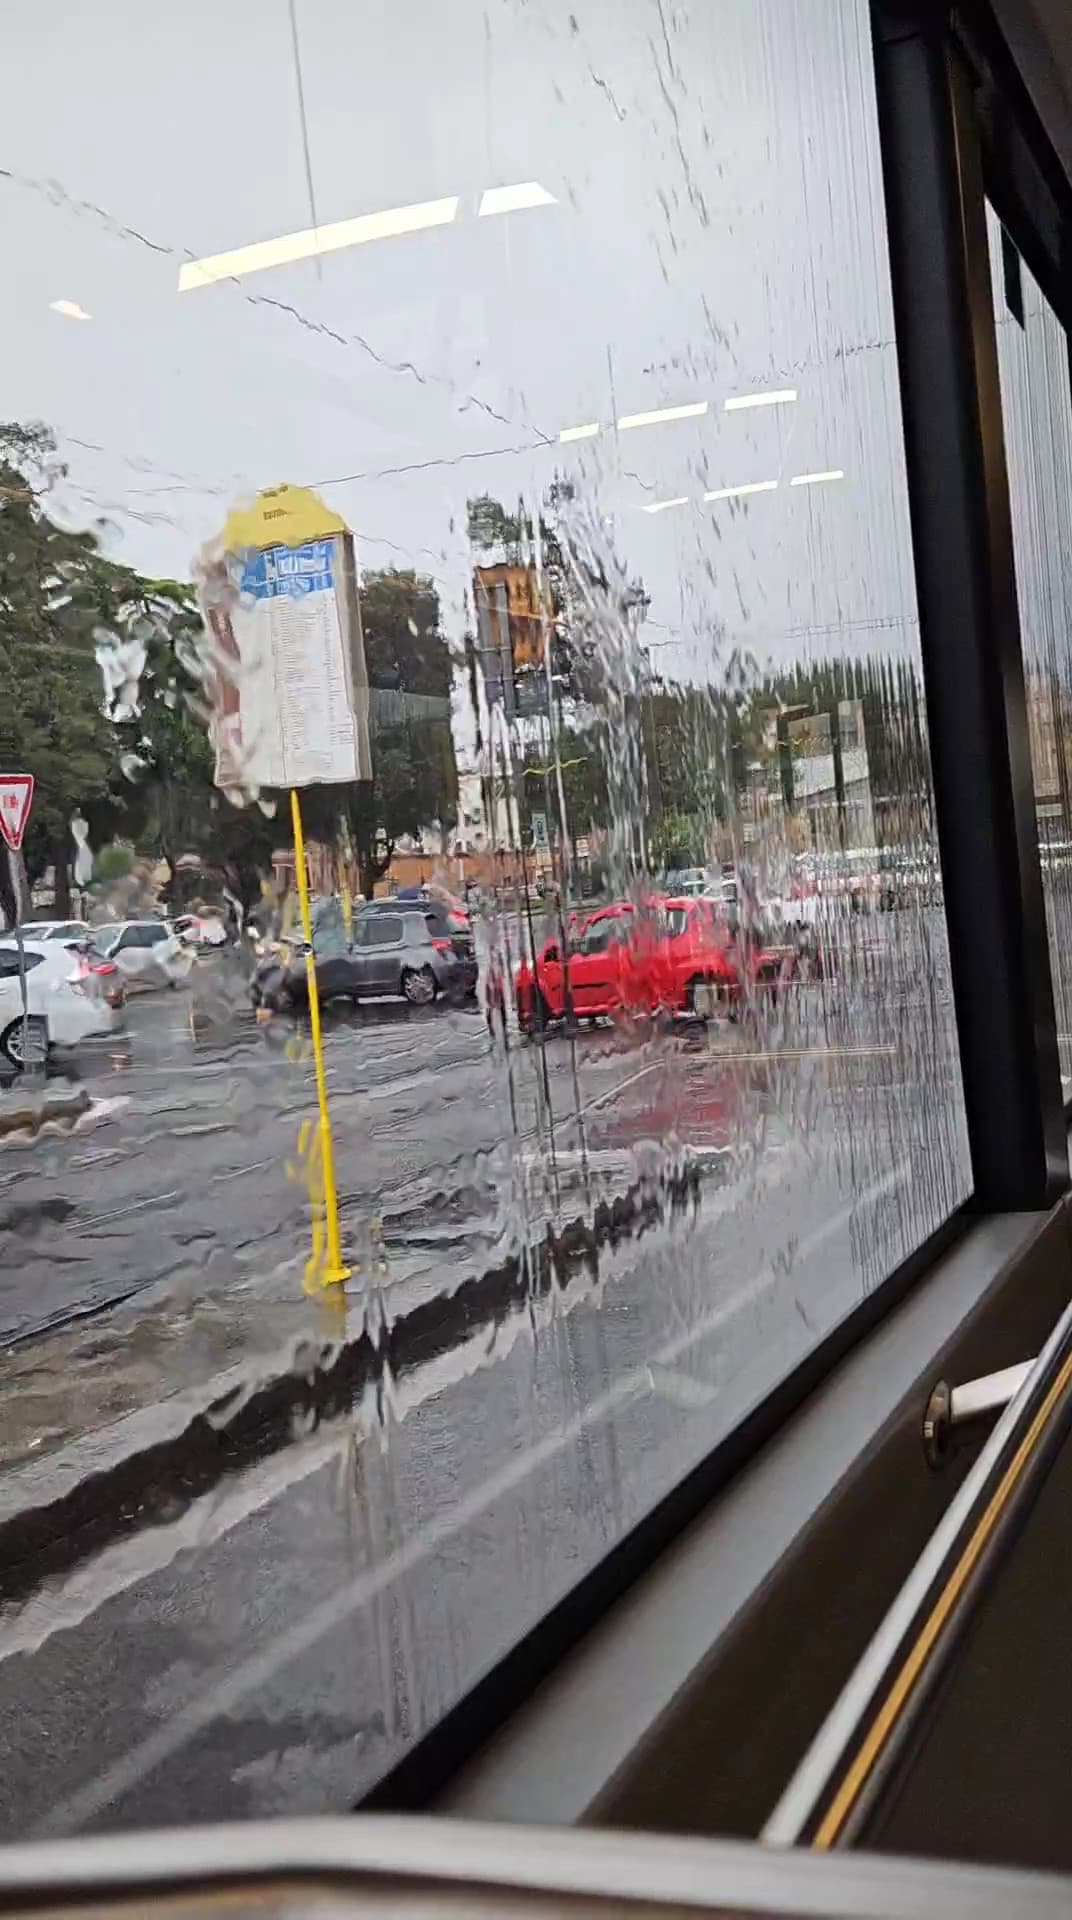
[516,726,609,850]
[643,682,730,831]
[361,568,452,698]
[98,577,280,909]
[92,843,135,882]
[105,564,460,906]
[0,422,124,917]
[0,431,459,916]
[301,568,459,896]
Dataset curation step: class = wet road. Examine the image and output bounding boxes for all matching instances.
[0,966,758,1352]
[0,923,971,1837]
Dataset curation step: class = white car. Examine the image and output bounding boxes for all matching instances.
[174,912,228,949]
[91,919,187,991]
[0,940,117,1068]
[17,919,93,943]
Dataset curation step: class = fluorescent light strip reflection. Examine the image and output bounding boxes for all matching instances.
[703,479,778,501]
[179,182,556,290]
[563,388,801,443]
[478,181,557,216]
[723,388,797,411]
[643,496,689,515]
[50,299,92,321]
[617,401,708,431]
[790,469,844,486]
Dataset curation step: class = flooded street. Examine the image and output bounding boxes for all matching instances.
[0,922,961,1838]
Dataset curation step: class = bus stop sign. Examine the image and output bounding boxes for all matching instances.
[0,775,34,853]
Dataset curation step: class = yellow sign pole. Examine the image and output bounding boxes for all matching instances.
[290,786,349,1288]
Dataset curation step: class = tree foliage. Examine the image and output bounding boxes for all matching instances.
[361,568,453,698]
[0,415,930,922]
[92,843,135,882]
[0,420,459,915]
[0,422,126,915]
[513,653,931,870]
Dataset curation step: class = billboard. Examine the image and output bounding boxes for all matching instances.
[787,710,836,802]
[198,486,372,793]
[473,563,552,715]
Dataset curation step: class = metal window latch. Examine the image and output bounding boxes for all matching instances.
[923,1360,1035,1469]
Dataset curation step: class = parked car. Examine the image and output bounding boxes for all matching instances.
[747,901,827,986]
[364,890,471,938]
[174,912,228,949]
[91,920,185,990]
[16,919,93,943]
[67,938,126,1010]
[662,867,709,897]
[359,893,475,979]
[514,894,816,1034]
[253,910,476,1012]
[516,897,742,1031]
[0,940,118,1068]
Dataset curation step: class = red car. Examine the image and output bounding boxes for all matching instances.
[516,897,741,1032]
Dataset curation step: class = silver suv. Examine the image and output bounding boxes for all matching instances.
[255,910,471,1011]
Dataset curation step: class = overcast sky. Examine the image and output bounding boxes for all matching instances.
[2,0,923,706]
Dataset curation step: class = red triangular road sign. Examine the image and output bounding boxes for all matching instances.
[0,774,34,853]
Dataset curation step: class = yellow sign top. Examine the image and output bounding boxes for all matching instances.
[220,484,348,553]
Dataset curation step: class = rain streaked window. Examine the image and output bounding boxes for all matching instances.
[987,207,1072,1090]
[0,0,969,1835]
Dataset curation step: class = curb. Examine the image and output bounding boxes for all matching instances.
[0,1087,91,1141]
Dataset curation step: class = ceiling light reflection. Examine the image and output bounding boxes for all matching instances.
[723,389,797,411]
[643,497,690,514]
[617,401,708,432]
[478,182,557,216]
[50,299,92,321]
[178,180,557,291]
[179,196,460,290]
[559,422,601,443]
[703,480,778,500]
[790,469,845,486]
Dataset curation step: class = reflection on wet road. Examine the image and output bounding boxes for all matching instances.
[0,943,912,1423]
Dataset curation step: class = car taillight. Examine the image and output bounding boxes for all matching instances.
[431,938,453,953]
